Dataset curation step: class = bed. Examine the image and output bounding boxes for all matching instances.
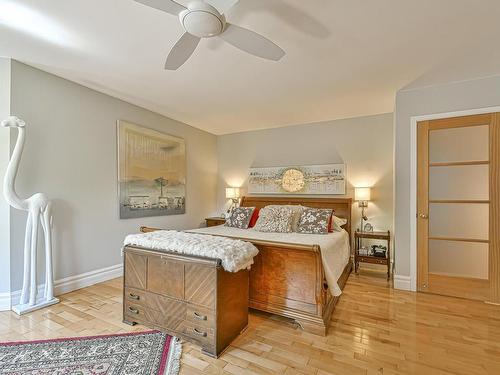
[141,196,352,336]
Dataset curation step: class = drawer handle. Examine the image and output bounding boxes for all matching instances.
[128,306,139,315]
[193,328,207,337]
[193,312,207,321]
[128,293,140,300]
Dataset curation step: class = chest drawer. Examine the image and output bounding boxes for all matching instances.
[125,287,186,317]
[186,304,216,329]
[124,301,184,331]
[178,320,215,350]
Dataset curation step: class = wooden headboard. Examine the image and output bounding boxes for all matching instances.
[240,196,353,239]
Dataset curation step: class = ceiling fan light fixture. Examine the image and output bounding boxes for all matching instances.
[134,0,285,69]
[180,1,225,38]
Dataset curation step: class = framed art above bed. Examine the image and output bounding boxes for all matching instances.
[248,164,346,195]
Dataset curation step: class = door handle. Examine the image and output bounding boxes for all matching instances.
[419,213,428,219]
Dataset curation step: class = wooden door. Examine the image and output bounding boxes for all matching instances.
[417,113,500,303]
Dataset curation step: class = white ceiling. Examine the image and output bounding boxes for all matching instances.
[1,0,500,135]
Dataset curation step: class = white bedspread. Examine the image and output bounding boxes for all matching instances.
[123,230,259,273]
[186,226,351,296]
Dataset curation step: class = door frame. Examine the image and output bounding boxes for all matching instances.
[409,106,500,294]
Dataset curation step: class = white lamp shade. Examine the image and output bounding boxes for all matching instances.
[225,187,240,199]
[355,187,371,201]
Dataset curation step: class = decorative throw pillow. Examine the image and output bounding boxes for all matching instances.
[287,205,305,232]
[248,207,260,228]
[297,208,333,234]
[253,205,295,233]
[225,207,255,229]
[330,215,347,232]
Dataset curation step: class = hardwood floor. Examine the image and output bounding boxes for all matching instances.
[1,269,500,374]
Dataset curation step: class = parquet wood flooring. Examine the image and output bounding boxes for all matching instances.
[1,268,500,374]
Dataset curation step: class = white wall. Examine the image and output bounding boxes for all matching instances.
[0,58,11,298]
[8,61,218,292]
[216,113,394,235]
[394,75,500,284]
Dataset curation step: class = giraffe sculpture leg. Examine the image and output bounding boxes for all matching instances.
[20,211,33,305]
[29,208,40,306]
[41,203,54,301]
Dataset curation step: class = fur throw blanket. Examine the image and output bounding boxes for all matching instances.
[123,230,259,273]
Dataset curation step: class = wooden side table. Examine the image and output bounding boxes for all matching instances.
[354,230,391,280]
[205,217,226,227]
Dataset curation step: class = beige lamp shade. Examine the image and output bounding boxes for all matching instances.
[355,187,371,201]
[225,187,240,199]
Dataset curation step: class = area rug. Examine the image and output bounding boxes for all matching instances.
[0,330,181,375]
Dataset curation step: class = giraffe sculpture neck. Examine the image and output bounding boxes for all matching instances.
[3,126,28,211]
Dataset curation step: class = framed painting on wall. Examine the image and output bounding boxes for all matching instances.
[117,120,186,219]
[248,164,346,195]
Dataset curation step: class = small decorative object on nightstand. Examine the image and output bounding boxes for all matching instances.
[205,217,226,227]
[354,230,391,280]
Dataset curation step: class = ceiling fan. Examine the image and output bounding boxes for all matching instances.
[133,0,286,70]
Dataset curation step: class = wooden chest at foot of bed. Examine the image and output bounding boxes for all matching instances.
[122,246,249,358]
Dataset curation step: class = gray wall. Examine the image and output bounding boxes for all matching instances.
[217,113,394,235]
[394,75,500,278]
[8,61,218,291]
[0,58,11,294]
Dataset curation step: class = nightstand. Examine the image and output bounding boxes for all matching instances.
[354,230,391,280]
[205,217,226,227]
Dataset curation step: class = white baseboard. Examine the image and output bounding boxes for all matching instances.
[393,274,412,291]
[2,263,123,311]
[54,263,123,296]
[0,292,10,311]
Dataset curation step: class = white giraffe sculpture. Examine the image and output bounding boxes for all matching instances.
[2,116,59,314]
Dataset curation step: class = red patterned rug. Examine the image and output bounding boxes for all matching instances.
[0,330,181,374]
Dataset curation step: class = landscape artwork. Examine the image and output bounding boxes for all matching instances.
[117,121,186,219]
[248,164,346,195]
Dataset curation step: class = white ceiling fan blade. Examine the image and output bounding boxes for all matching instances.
[165,32,201,70]
[205,0,239,14]
[219,24,285,61]
[133,0,185,16]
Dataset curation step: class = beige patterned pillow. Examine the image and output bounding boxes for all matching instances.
[283,205,305,232]
[253,205,295,233]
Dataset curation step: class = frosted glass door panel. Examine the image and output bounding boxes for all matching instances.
[429,203,489,239]
[429,125,489,163]
[429,165,489,200]
[429,240,489,279]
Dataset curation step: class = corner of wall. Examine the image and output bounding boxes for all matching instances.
[0,57,12,310]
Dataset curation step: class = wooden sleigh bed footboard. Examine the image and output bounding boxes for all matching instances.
[240,196,353,336]
[248,239,352,336]
[140,196,353,336]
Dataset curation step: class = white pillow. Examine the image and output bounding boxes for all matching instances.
[331,215,347,232]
